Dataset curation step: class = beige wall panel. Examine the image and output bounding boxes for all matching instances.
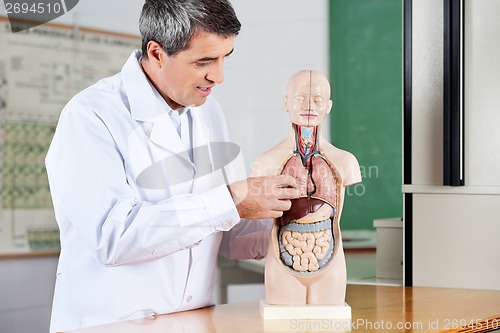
[411,0,444,185]
[413,193,500,290]
[464,0,500,186]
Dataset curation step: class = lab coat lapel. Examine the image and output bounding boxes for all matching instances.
[142,114,195,195]
[121,51,191,161]
[148,113,191,161]
[191,108,212,173]
[191,108,210,158]
[190,108,220,193]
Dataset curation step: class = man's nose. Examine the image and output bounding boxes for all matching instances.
[207,62,224,84]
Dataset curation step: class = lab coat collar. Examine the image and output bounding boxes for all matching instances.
[122,50,165,122]
[148,107,211,158]
[146,106,216,192]
[121,50,212,169]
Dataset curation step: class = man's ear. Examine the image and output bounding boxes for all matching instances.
[283,95,289,112]
[146,41,165,67]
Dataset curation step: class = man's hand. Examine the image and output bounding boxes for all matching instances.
[228,175,300,219]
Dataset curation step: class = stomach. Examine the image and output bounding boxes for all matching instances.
[294,203,333,223]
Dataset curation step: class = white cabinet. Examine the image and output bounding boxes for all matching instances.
[0,255,58,333]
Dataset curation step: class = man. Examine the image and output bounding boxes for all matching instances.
[45,1,298,332]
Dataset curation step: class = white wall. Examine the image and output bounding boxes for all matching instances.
[406,0,500,290]
[0,0,144,36]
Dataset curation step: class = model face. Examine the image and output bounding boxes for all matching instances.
[284,71,333,127]
[144,31,235,110]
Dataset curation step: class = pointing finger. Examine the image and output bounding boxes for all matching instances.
[274,174,298,188]
[275,187,300,200]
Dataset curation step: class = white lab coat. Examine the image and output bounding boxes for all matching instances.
[46,51,270,333]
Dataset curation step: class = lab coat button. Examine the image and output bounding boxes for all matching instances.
[152,249,158,256]
[186,295,193,303]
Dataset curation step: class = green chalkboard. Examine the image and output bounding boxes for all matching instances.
[329,0,403,230]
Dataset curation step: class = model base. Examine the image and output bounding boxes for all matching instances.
[260,300,351,331]
[260,299,351,319]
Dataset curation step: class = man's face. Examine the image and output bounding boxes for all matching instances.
[284,71,332,127]
[149,31,235,110]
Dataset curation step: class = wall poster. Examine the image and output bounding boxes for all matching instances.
[0,17,140,253]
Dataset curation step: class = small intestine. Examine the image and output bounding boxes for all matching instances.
[281,228,332,272]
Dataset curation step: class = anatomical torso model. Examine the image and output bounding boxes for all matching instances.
[252,70,361,305]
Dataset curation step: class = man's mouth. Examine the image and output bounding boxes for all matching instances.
[197,86,213,97]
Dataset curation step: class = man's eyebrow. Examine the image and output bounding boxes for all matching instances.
[196,48,234,62]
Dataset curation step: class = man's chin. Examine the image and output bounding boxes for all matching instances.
[190,98,208,107]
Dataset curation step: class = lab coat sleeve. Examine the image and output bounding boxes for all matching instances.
[46,102,240,266]
[218,218,272,260]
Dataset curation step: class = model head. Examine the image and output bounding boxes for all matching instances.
[284,70,333,127]
[139,0,241,57]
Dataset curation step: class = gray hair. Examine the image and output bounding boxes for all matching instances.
[139,0,241,57]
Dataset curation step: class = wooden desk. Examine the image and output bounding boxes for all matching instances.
[62,285,500,333]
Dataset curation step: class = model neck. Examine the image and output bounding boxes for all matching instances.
[293,124,320,166]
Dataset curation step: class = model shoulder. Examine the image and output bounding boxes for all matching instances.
[251,139,292,176]
[320,140,361,185]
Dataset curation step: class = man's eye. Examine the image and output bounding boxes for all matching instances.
[196,61,211,67]
[295,96,305,102]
